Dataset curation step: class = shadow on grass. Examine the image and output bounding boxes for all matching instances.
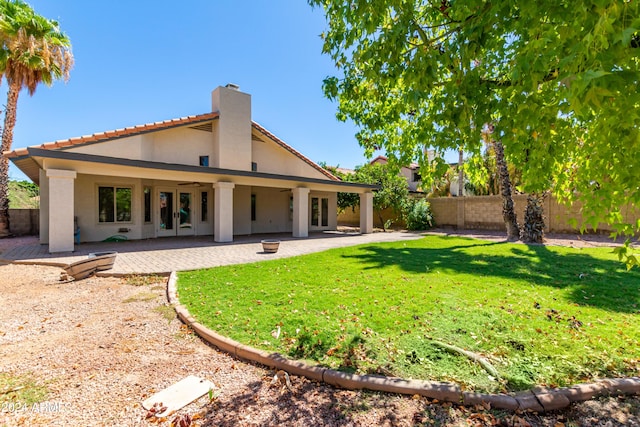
[344,235,640,313]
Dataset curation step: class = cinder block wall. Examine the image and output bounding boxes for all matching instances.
[339,195,639,233]
[9,209,39,236]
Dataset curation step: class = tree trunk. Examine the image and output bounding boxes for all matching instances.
[377,210,386,231]
[458,148,464,197]
[0,154,9,238]
[0,82,21,238]
[522,193,546,243]
[493,140,520,240]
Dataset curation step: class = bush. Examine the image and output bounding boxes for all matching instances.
[403,199,434,230]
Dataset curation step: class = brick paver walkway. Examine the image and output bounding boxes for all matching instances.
[0,231,425,275]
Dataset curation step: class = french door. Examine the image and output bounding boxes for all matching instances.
[158,189,195,237]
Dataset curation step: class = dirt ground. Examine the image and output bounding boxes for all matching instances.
[0,233,639,426]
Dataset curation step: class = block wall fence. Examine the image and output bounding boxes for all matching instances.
[8,209,39,236]
[339,195,639,234]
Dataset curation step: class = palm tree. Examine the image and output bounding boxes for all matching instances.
[522,192,546,243]
[482,124,520,240]
[0,0,73,237]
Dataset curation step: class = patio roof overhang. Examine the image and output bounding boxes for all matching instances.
[11,148,379,193]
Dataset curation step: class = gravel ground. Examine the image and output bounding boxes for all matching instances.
[0,233,639,426]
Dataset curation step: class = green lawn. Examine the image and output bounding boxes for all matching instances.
[177,235,640,393]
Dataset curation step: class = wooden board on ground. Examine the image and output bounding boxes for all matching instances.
[142,375,214,417]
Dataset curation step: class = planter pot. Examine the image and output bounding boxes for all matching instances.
[261,240,280,253]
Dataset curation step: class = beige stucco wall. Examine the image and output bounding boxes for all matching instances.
[72,175,217,243]
[39,169,49,244]
[250,187,292,234]
[399,166,421,192]
[147,128,213,165]
[74,174,144,243]
[233,185,252,235]
[67,127,214,167]
[251,137,328,180]
[68,135,145,159]
[212,86,252,171]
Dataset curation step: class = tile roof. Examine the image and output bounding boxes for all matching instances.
[5,111,340,182]
[4,112,220,158]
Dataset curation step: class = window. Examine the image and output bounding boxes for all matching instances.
[201,191,208,222]
[99,186,131,223]
[199,155,209,167]
[413,171,422,182]
[251,194,256,221]
[143,187,151,223]
[321,198,329,227]
[251,162,257,172]
[289,196,293,221]
[311,197,319,226]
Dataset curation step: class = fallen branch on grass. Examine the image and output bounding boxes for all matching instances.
[429,339,500,379]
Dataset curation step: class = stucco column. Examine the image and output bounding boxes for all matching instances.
[38,169,50,244]
[292,187,310,238]
[214,182,235,242]
[359,192,374,234]
[46,169,77,253]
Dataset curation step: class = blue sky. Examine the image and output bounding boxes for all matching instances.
[6,1,366,180]
[8,1,456,182]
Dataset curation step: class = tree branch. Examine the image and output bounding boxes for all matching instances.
[481,69,559,87]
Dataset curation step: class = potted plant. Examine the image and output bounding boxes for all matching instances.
[261,239,280,253]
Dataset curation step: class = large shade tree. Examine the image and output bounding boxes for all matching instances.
[325,162,409,230]
[0,0,73,237]
[310,0,640,262]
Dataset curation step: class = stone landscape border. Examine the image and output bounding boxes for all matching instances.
[167,272,640,412]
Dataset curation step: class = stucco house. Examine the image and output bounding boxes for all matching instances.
[5,84,376,252]
[369,155,423,193]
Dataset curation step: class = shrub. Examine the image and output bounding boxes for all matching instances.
[403,199,434,230]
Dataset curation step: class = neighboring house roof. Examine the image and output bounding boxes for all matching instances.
[369,155,419,170]
[334,167,355,175]
[5,112,339,182]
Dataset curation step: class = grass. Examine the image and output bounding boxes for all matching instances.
[153,304,176,323]
[177,235,640,393]
[0,373,48,406]
[122,275,166,287]
[122,292,158,303]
